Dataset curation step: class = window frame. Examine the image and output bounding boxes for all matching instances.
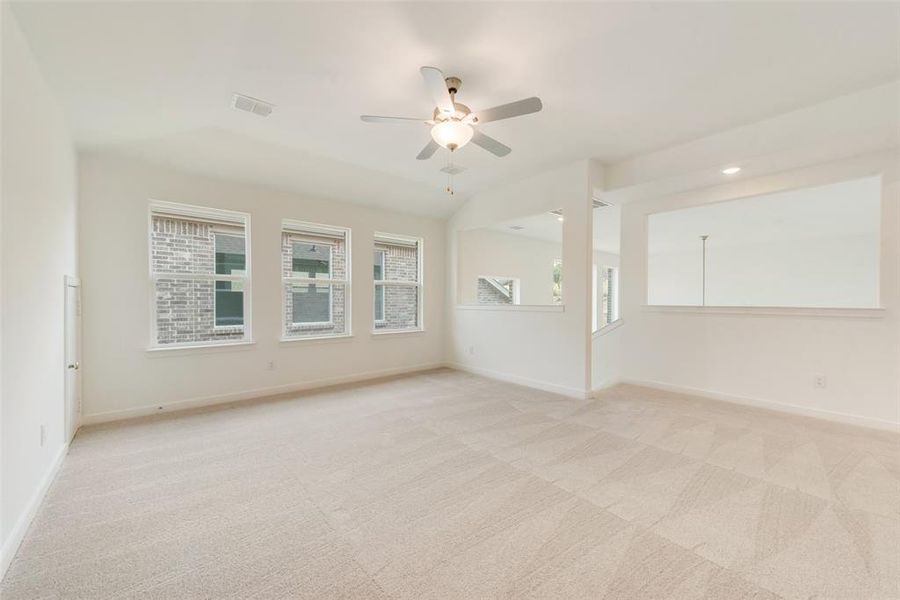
[290,241,334,327]
[147,200,252,350]
[212,231,248,331]
[373,232,424,335]
[282,219,352,340]
[593,264,620,332]
[373,248,386,323]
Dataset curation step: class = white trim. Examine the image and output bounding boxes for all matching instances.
[456,303,565,312]
[620,378,900,432]
[592,318,624,339]
[447,362,591,399]
[279,333,354,344]
[149,199,248,225]
[283,218,349,239]
[371,327,425,337]
[79,362,445,425]
[641,305,886,318]
[1,443,68,579]
[146,340,256,355]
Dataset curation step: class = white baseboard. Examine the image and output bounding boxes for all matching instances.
[447,362,591,399]
[80,362,446,426]
[1,442,68,580]
[591,378,622,396]
[620,378,900,432]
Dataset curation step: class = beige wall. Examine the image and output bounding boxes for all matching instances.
[78,153,446,422]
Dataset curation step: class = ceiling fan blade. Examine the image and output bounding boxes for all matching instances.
[361,115,427,124]
[471,130,511,157]
[420,66,455,115]
[474,97,542,124]
[416,139,440,160]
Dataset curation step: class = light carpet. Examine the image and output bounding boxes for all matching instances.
[2,369,898,599]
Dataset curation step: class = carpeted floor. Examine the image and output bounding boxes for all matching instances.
[2,368,898,599]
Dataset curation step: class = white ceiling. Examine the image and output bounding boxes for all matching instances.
[11,2,900,217]
[648,176,882,254]
[490,205,622,254]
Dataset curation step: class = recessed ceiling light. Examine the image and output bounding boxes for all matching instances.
[557,216,564,222]
[721,166,741,175]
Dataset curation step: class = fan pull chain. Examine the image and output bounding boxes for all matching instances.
[446,151,455,196]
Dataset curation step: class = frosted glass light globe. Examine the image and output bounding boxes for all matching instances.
[430,120,474,151]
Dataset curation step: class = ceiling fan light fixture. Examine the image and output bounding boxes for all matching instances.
[430,120,474,151]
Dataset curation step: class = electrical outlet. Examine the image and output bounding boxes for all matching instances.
[40,425,45,447]
[814,375,827,389]
[468,346,475,355]
[267,360,276,371]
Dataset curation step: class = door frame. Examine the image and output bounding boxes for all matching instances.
[64,275,82,442]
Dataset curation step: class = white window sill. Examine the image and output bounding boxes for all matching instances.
[146,340,256,356]
[280,333,353,344]
[642,305,886,319]
[455,304,565,313]
[371,328,425,337]
[592,318,624,339]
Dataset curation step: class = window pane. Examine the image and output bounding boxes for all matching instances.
[215,280,244,327]
[375,241,417,282]
[155,278,244,345]
[374,284,418,330]
[151,216,211,274]
[292,242,331,279]
[373,250,385,281]
[552,259,562,304]
[283,283,346,337]
[214,233,246,275]
[374,284,385,321]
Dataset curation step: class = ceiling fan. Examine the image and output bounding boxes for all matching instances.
[360,66,543,160]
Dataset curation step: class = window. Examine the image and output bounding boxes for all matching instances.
[149,202,250,347]
[647,176,881,308]
[593,264,619,331]
[214,233,246,327]
[552,259,563,304]
[282,220,350,338]
[477,276,520,305]
[373,249,385,322]
[374,233,423,332]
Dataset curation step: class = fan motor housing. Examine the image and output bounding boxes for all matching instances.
[444,76,462,95]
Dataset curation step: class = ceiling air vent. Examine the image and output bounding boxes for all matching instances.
[593,198,612,209]
[232,93,274,117]
[508,225,525,231]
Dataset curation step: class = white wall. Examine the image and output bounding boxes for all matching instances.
[447,161,594,397]
[457,229,562,305]
[1,6,78,573]
[619,151,900,428]
[78,153,446,422]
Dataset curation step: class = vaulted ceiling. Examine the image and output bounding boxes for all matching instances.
[11,2,900,216]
